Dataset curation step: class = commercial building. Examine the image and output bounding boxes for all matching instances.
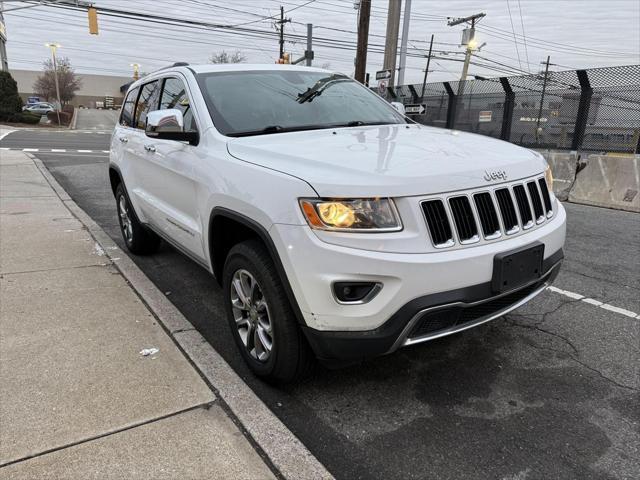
[10,68,131,108]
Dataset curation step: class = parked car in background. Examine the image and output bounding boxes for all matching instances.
[109,64,566,383]
[22,102,54,116]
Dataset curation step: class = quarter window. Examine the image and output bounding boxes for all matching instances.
[134,81,159,130]
[159,78,198,132]
[120,87,139,127]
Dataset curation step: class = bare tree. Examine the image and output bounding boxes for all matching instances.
[33,57,82,105]
[209,50,246,64]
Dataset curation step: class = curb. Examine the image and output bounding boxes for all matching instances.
[29,154,334,480]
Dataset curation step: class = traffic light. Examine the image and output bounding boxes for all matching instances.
[88,7,99,35]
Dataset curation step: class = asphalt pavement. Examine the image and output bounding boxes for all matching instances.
[1,129,638,480]
[75,108,119,130]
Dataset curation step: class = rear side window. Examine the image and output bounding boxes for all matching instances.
[134,81,160,130]
[159,78,198,132]
[120,87,139,127]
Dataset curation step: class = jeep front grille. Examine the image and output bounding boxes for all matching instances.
[449,196,479,243]
[473,192,501,239]
[513,184,533,228]
[421,176,554,249]
[421,200,454,247]
[527,181,545,222]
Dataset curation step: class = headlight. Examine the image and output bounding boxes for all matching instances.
[544,164,554,190]
[299,198,402,232]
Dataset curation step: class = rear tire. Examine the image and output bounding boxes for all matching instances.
[223,239,315,383]
[115,183,161,255]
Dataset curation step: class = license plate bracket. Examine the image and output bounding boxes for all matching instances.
[492,242,544,293]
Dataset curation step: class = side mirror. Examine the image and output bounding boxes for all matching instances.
[390,102,406,115]
[145,109,198,145]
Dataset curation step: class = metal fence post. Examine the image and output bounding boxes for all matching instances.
[499,77,515,142]
[407,85,419,103]
[443,82,457,129]
[572,70,593,151]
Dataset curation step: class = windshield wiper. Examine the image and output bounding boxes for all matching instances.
[228,124,339,137]
[342,121,392,127]
[297,74,350,104]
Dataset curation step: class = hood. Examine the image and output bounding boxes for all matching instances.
[226,124,546,197]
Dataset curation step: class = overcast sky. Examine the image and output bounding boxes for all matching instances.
[3,0,639,83]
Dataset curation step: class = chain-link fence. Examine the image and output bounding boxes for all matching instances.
[377,65,640,154]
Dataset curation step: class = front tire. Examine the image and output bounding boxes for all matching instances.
[223,240,314,383]
[115,183,161,255]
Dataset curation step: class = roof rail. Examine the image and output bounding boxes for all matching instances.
[150,62,190,74]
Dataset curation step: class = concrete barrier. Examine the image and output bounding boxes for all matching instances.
[569,154,640,213]
[537,150,580,201]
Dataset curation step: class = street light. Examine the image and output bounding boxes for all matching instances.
[45,42,62,125]
[129,63,140,80]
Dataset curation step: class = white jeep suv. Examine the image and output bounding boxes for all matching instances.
[109,64,566,382]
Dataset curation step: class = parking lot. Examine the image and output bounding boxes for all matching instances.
[1,126,638,480]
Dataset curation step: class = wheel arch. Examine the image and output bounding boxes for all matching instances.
[108,164,123,196]
[209,207,307,326]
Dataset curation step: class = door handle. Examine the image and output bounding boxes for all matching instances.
[118,136,128,143]
[144,144,156,153]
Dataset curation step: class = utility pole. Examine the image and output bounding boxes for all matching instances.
[0,2,8,71]
[397,0,412,85]
[276,6,291,61]
[447,12,486,96]
[354,0,371,83]
[382,0,401,87]
[306,23,312,66]
[45,42,62,125]
[536,55,552,143]
[420,34,434,99]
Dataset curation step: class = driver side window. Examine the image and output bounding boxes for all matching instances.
[159,78,198,132]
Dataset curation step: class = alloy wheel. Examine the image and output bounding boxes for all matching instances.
[118,195,133,243]
[230,269,274,362]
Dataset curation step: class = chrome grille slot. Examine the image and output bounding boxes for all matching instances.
[495,188,519,234]
[421,200,454,247]
[513,184,534,228]
[449,196,479,243]
[527,181,545,222]
[538,178,553,216]
[473,192,501,240]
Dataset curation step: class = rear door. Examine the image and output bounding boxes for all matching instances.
[133,75,205,260]
[112,86,142,212]
[127,80,161,223]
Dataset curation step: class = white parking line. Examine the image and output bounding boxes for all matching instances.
[102,150,110,153]
[23,148,39,152]
[546,286,639,319]
[77,150,93,153]
[51,149,66,152]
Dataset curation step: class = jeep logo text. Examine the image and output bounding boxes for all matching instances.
[483,170,508,182]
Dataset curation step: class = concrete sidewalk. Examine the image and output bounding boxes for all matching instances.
[0,150,275,479]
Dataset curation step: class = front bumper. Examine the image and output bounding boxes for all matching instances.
[269,202,566,362]
[301,249,562,363]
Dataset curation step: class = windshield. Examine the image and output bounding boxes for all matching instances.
[196,70,406,136]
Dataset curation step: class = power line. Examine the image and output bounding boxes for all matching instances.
[505,0,523,72]
[516,0,531,73]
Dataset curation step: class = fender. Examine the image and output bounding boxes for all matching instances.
[209,207,308,326]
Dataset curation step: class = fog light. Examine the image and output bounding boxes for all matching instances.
[333,282,382,304]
